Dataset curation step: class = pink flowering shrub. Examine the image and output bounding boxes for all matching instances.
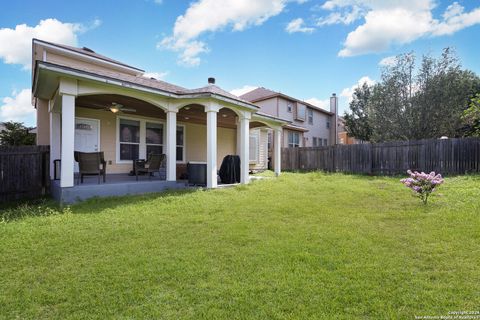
[400,170,444,204]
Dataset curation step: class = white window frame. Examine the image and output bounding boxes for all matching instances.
[288,131,300,148]
[145,121,164,158]
[249,130,259,163]
[116,115,164,164]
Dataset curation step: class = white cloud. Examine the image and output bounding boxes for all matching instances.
[142,71,169,80]
[340,76,375,104]
[0,18,100,69]
[305,97,330,110]
[0,89,35,126]
[378,55,397,66]
[158,0,288,66]
[315,1,480,57]
[230,85,258,97]
[316,5,363,26]
[285,18,314,33]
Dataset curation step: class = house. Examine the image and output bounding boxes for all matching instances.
[32,39,287,203]
[240,87,338,168]
[337,117,363,145]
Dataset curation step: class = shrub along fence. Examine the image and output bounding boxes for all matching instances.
[281,138,480,175]
[0,145,50,202]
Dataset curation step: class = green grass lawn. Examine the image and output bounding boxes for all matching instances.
[1,172,479,319]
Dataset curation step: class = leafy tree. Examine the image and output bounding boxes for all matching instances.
[343,48,480,142]
[343,82,373,141]
[0,121,36,146]
[461,94,480,137]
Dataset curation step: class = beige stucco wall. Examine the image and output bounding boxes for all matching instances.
[36,98,50,145]
[75,107,236,174]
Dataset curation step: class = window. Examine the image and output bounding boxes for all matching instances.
[307,109,313,125]
[313,137,317,147]
[287,102,293,113]
[146,122,163,156]
[326,119,331,129]
[288,131,300,148]
[296,103,306,121]
[324,139,328,146]
[176,126,185,162]
[117,117,185,163]
[119,119,140,160]
[249,132,259,162]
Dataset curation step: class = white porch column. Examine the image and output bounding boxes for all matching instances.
[49,110,61,180]
[274,128,282,177]
[165,109,177,181]
[205,104,220,188]
[236,117,241,156]
[239,112,251,184]
[60,94,75,187]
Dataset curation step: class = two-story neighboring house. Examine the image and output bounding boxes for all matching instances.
[240,87,337,148]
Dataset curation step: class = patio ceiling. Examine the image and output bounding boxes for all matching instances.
[76,94,238,128]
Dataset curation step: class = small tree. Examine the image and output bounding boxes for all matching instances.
[400,170,444,205]
[0,121,36,146]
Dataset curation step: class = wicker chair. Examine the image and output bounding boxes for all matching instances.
[135,153,165,181]
[75,151,107,184]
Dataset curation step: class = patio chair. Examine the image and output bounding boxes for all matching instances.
[75,151,107,184]
[135,153,166,181]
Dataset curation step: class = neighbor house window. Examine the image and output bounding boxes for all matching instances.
[313,137,317,147]
[324,138,328,146]
[296,104,306,121]
[288,131,300,148]
[176,125,185,162]
[249,131,259,162]
[326,119,331,129]
[287,102,293,113]
[119,119,140,160]
[307,109,313,125]
[146,122,163,156]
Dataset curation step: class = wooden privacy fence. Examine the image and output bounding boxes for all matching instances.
[0,145,50,202]
[281,138,480,175]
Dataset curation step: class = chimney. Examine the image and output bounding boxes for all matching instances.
[330,93,339,145]
[208,77,215,85]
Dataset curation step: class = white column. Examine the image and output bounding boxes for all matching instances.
[60,94,75,187]
[236,117,241,155]
[239,113,251,184]
[49,111,61,180]
[274,128,282,177]
[205,105,219,188]
[166,110,177,181]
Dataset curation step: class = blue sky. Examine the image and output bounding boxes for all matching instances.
[1,0,480,127]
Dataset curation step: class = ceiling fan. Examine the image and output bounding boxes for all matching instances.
[102,102,136,114]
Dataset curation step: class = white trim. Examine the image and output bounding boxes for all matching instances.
[74,117,101,152]
[33,39,144,73]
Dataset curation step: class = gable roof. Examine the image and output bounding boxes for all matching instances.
[240,87,334,115]
[33,38,144,73]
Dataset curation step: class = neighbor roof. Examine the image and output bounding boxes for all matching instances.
[240,87,333,115]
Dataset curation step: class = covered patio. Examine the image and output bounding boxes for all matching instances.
[34,60,286,203]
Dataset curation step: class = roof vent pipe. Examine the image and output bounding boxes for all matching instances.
[208,77,215,85]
